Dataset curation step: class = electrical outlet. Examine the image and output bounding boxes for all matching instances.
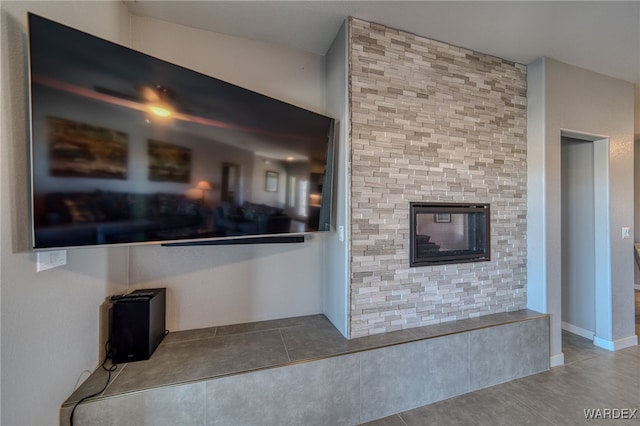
[622,227,631,240]
[339,225,345,242]
[37,250,67,272]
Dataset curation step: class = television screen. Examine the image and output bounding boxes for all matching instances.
[28,13,335,249]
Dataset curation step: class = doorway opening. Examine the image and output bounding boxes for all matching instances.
[560,131,611,353]
[221,163,240,205]
[561,137,596,338]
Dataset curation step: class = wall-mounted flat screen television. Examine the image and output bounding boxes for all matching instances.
[28,13,335,250]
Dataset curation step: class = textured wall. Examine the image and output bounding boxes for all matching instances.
[349,19,527,337]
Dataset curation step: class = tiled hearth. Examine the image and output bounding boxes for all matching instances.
[62,310,549,425]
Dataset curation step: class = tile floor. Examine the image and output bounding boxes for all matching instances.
[365,330,640,426]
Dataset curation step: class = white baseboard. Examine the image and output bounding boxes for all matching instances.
[635,284,640,291]
[593,334,638,351]
[550,352,565,367]
[561,322,594,340]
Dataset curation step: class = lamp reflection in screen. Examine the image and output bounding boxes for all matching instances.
[196,180,213,205]
[144,85,174,118]
[148,104,173,117]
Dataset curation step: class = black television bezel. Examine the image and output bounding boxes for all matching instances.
[27,13,336,250]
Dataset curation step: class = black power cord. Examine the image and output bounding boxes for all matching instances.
[69,340,117,426]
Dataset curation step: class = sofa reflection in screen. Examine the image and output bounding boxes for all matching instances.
[34,191,206,247]
[212,201,291,236]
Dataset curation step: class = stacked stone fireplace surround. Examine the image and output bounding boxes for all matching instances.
[349,18,528,338]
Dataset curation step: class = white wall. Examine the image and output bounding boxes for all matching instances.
[130,16,326,114]
[126,16,330,330]
[527,57,637,364]
[634,85,640,244]
[1,2,131,425]
[128,241,323,329]
[321,21,349,337]
[634,85,640,289]
[526,58,547,322]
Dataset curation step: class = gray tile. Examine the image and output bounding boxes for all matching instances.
[360,333,469,422]
[216,314,325,336]
[407,318,484,340]
[282,319,417,361]
[205,354,361,426]
[562,330,608,365]
[104,329,289,396]
[63,311,556,425]
[605,343,640,364]
[161,326,217,344]
[369,334,640,426]
[499,309,549,322]
[561,354,640,408]
[498,365,637,425]
[360,414,407,426]
[570,348,639,381]
[408,310,548,340]
[61,382,205,426]
[398,386,553,426]
[469,318,549,390]
[63,363,122,405]
[62,310,636,426]
[346,329,421,352]
[279,318,351,359]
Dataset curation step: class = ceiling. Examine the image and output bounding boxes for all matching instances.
[124,1,640,87]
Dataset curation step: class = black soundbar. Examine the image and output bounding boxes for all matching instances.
[161,235,305,247]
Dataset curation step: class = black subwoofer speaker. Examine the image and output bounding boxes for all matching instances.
[109,288,166,364]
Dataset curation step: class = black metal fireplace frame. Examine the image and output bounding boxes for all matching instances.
[409,202,491,267]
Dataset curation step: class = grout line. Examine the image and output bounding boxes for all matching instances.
[279,329,292,362]
[467,332,471,392]
[216,323,307,338]
[499,384,560,426]
[203,378,207,425]
[358,352,363,424]
[397,413,410,426]
[101,362,127,397]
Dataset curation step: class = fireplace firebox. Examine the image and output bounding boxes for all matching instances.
[410,203,490,266]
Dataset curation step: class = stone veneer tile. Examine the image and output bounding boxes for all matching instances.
[349,18,527,337]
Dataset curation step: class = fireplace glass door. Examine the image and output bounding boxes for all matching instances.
[410,203,490,266]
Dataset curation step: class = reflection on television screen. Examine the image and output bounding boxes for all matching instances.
[28,13,335,249]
